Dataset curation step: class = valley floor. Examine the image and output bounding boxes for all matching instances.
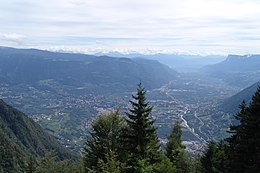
[0,74,240,153]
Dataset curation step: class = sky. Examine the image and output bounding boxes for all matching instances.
[0,0,260,55]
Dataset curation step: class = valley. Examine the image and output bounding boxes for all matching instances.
[0,73,239,153]
[0,47,259,154]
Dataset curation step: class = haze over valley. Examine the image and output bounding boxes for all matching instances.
[1,47,259,153]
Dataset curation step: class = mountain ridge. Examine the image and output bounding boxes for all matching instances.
[0,47,178,92]
[201,54,260,88]
[218,80,260,114]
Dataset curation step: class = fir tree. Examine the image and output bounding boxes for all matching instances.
[83,110,125,172]
[97,151,127,173]
[25,156,36,173]
[226,87,260,173]
[200,141,228,173]
[166,120,184,158]
[123,83,160,172]
[153,154,176,173]
[165,120,190,173]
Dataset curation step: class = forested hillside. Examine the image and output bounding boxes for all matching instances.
[0,99,78,173]
[0,47,177,92]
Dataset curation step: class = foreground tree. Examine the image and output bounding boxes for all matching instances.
[83,110,125,172]
[35,153,83,173]
[166,121,184,159]
[97,151,127,173]
[200,141,228,173]
[25,157,36,173]
[226,87,260,173]
[153,154,176,173]
[122,83,160,172]
[166,120,190,173]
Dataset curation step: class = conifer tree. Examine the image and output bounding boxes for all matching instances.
[153,154,176,173]
[165,120,190,173]
[97,151,127,173]
[166,120,184,158]
[83,110,125,172]
[123,83,160,171]
[25,156,36,173]
[200,141,228,173]
[226,87,260,173]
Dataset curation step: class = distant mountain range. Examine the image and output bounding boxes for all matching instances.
[201,54,260,88]
[0,47,177,93]
[219,80,260,114]
[95,51,226,73]
[0,99,78,172]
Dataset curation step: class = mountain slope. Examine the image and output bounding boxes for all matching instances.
[0,99,78,173]
[201,54,260,88]
[0,47,178,92]
[219,81,260,114]
[134,54,225,73]
[96,51,226,72]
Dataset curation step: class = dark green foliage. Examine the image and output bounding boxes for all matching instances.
[35,153,84,173]
[153,154,176,173]
[0,129,27,172]
[198,87,260,173]
[97,151,127,173]
[200,141,228,173]
[25,157,36,173]
[135,159,154,173]
[190,155,202,173]
[166,121,184,158]
[83,110,125,172]
[125,153,176,173]
[166,121,190,173]
[226,87,260,173]
[123,83,160,171]
[0,99,78,173]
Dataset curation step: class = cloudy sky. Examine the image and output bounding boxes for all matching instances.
[0,0,260,54]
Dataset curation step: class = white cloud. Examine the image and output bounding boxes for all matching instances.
[0,32,26,45]
[0,0,260,54]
